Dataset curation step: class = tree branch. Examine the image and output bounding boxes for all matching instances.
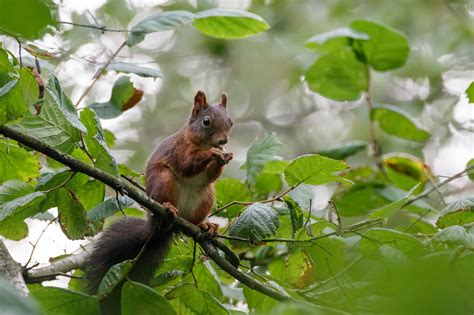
[0,239,28,295]
[24,250,89,284]
[0,125,290,302]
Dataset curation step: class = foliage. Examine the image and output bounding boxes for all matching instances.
[0,1,473,315]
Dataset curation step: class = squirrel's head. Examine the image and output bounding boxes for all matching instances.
[187,90,233,150]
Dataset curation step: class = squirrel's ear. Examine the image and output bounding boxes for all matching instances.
[219,92,227,109]
[194,90,208,112]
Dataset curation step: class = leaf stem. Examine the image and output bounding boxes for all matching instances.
[365,67,385,175]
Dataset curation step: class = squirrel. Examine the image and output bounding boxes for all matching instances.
[86,91,233,308]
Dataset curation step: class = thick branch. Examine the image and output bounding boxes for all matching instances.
[0,125,289,302]
[24,250,88,283]
[0,239,28,295]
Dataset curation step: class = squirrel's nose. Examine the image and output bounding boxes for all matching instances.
[218,138,228,146]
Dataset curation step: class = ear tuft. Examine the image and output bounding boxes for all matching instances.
[194,90,208,112]
[219,92,228,109]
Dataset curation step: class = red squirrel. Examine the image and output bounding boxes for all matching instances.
[86,91,233,297]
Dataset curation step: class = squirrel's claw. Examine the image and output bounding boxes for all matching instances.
[163,202,179,219]
[198,221,219,235]
[210,148,233,165]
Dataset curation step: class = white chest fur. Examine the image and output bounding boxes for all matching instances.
[177,171,208,221]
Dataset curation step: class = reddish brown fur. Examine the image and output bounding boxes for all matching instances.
[145,91,233,226]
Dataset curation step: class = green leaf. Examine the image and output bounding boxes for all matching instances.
[466,82,474,103]
[284,154,350,186]
[0,191,46,226]
[80,108,117,175]
[0,279,40,315]
[215,178,251,218]
[0,78,18,97]
[243,284,277,313]
[0,47,27,124]
[194,9,269,39]
[36,168,74,191]
[305,27,369,51]
[0,220,28,240]
[284,249,315,289]
[283,196,304,237]
[434,226,474,247]
[262,160,289,173]
[368,184,419,219]
[165,283,229,315]
[382,154,428,191]
[228,203,279,244]
[56,188,88,239]
[30,287,99,315]
[12,78,83,153]
[243,133,282,185]
[305,48,367,101]
[88,76,143,119]
[436,196,474,228]
[467,159,474,181]
[0,139,40,184]
[18,68,39,107]
[371,104,430,142]
[351,20,409,71]
[127,11,195,46]
[87,196,134,222]
[254,172,282,196]
[359,228,425,258]
[306,237,345,280]
[315,140,368,160]
[333,183,389,217]
[122,281,176,315]
[46,76,86,132]
[108,62,163,78]
[0,180,33,204]
[0,0,57,39]
[75,180,105,211]
[97,260,133,297]
[183,261,222,298]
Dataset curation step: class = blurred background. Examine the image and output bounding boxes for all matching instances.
[1,0,473,286]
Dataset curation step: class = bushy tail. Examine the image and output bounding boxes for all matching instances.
[85,216,173,294]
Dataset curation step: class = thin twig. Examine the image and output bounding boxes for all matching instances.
[189,241,198,288]
[404,164,474,206]
[75,41,127,107]
[15,38,23,68]
[121,175,146,192]
[364,67,385,175]
[216,219,384,244]
[210,185,297,217]
[325,257,354,303]
[299,255,364,293]
[24,221,54,268]
[426,175,447,206]
[328,201,343,236]
[59,21,131,33]
[403,209,431,233]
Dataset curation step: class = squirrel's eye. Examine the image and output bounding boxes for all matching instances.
[202,117,211,127]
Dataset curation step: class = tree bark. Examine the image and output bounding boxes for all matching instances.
[0,239,28,295]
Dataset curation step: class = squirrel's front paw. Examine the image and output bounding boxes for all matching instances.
[210,148,232,165]
[163,202,179,219]
[197,221,219,235]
